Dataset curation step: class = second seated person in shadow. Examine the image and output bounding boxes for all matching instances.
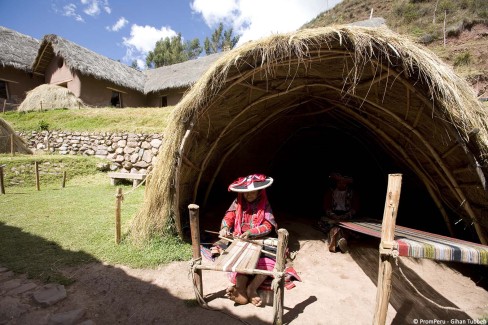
[320,172,360,253]
[216,173,278,306]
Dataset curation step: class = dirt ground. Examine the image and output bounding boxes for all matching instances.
[3,219,488,325]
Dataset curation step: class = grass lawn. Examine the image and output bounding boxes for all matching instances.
[2,106,174,133]
[0,154,192,284]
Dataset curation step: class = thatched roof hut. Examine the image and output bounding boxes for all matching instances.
[32,34,145,92]
[0,118,32,154]
[18,84,86,111]
[132,25,488,245]
[144,52,224,94]
[0,26,39,72]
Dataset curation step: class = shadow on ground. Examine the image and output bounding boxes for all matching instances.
[0,222,275,324]
[348,236,474,323]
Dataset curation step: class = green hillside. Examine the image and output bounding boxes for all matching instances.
[302,0,488,99]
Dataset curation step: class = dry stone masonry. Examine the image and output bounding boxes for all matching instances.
[19,131,163,174]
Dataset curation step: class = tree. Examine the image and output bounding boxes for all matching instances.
[146,34,202,68]
[131,60,139,69]
[204,23,240,55]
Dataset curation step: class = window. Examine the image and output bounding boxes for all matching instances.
[110,91,122,108]
[0,80,8,100]
[161,96,168,107]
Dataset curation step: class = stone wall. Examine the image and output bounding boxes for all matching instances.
[19,131,163,174]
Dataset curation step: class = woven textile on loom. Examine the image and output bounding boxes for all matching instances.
[338,221,488,265]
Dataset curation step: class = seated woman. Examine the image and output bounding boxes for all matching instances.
[217,174,277,306]
[321,172,360,253]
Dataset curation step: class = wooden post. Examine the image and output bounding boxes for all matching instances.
[188,204,203,300]
[115,188,122,244]
[2,99,6,113]
[10,134,14,156]
[0,165,5,195]
[373,174,402,325]
[62,171,67,188]
[273,228,289,325]
[443,10,447,47]
[34,161,40,191]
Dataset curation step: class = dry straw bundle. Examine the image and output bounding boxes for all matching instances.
[18,84,85,111]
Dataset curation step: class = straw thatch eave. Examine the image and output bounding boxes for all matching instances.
[32,34,145,92]
[132,25,488,245]
[0,26,39,72]
[143,52,224,94]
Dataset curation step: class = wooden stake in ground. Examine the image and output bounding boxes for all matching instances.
[10,134,14,156]
[0,165,5,195]
[272,228,289,325]
[373,174,402,325]
[62,171,67,188]
[2,99,5,114]
[34,161,40,191]
[115,188,122,244]
[188,204,203,299]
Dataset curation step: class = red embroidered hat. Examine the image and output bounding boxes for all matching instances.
[228,174,274,192]
[329,172,353,184]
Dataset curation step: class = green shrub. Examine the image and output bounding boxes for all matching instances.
[439,0,455,14]
[394,3,420,23]
[37,120,49,131]
[454,51,472,66]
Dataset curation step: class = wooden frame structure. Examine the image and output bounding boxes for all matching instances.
[188,204,289,325]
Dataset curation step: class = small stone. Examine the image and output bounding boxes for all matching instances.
[0,279,22,292]
[48,308,85,325]
[33,284,66,307]
[7,282,37,295]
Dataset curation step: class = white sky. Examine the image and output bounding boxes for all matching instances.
[122,0,341,67]
[190,0,341,45]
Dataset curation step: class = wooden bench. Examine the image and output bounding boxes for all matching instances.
[108,172,146,187]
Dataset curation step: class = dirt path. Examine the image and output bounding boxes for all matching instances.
[1,219,487,324]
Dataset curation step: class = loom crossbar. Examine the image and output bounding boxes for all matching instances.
[339,220,488,265]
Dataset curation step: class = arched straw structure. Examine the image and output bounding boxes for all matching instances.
[131,25,488,244]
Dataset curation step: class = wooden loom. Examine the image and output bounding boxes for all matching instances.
[188,204,289,325]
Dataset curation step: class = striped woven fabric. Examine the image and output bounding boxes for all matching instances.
[338,221,488,265]
[213,240,262,273]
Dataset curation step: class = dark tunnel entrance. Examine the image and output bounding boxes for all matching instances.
[199,123,461,241]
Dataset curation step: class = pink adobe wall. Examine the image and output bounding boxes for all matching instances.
[0,66,43,103]
[45,55,75,85]
[146,89,184,107]
[77,74,146,107]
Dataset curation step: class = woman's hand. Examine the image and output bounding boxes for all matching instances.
[238,231,251,239]
[219,227,230,237]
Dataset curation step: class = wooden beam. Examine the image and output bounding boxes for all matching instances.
[238,82,270,93]
[188,204,203,301]
[182,154,200,171]
[273,228,289,325]
[441,141,460,159]
[373,174,402,325]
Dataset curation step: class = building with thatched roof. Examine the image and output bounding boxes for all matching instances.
[29,33,223,108]
[144,52,224,107]
[0,25,225,109]
[132,24,488,247]
[0,27,43,109]
[31,34,147,108]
